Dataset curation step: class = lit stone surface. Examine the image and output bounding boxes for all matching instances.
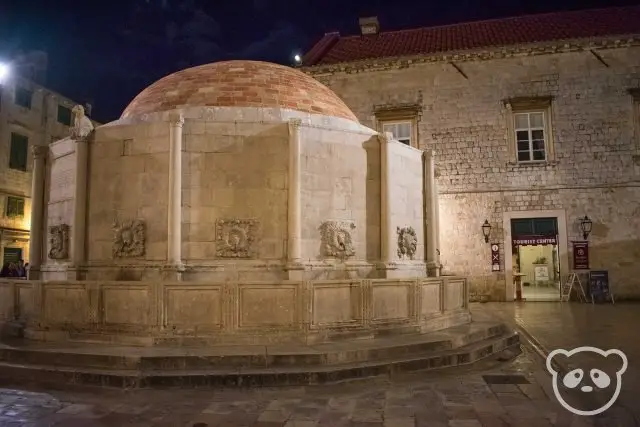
[27,60,470,345]
[307,45,640,300]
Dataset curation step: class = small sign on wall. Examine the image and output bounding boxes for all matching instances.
[572,241,589,270]
[491,243,501,272]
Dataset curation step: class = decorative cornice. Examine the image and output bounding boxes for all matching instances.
[302,36,640,76]
[31,145,48,159]
[503,95,554,110]
[374,103,422,120]
[378,132,393,144]
[169,114,184,127]
[288,118,302,129]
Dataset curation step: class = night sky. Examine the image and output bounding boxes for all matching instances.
[2,0,639,123]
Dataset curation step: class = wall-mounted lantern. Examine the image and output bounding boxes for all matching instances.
[579,215,593,240]
[481,220,492,243]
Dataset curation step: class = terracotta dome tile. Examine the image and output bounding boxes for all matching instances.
[121,60,357,122]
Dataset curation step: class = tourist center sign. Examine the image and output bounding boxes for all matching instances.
[512,235,558,246]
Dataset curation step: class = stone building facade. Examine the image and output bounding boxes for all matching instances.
[0,60,93,266]
[302,6,640,300]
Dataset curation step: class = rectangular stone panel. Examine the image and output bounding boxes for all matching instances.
[237,283,300,328]
[43,284,88,324]
[311,280,363,327]
[371,280,413,322]
[0,283,13,320]
[164,285,223,329]
[102,285,150,325]
[16,283,35,320]
[445,279,465,311]
[421,281,442,316]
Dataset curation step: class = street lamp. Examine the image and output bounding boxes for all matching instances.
[579,215,593,240]
[481,220,492,243]
[0,63,10,83]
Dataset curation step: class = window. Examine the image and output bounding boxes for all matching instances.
[505,97,555,164]
[630,88,640,155]
[14,87,32,109]
[511,218,558,236]
[514,112,546,162]
[3,247,23,265]
[6,197,25,218]
[374,104,421,148]
[382,122,412,146]
[9,133,29,171]
[57,105,72,126]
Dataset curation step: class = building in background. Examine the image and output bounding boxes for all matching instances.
[302,6,640,301]
[0,51,95,266]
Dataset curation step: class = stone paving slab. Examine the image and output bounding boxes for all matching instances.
[479,302,640,426]
[0,321,503,357]
[0,344,629,426]
[0,302,637,426]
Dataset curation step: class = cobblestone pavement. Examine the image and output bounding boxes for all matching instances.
[0,302,637,426]
[481,302,640,425]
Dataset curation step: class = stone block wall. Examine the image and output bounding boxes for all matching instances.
[388,141,425,262]
[86,121,170,265]
[45,139,76,266]
[300,126,379,263]
[309,45,640,299]
[181,121,289,270]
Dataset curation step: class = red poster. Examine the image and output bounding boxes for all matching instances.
[573,241,589,270]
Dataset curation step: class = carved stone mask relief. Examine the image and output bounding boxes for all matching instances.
[48,224,70,260]
[215,219,259,258]
[112,219,146,258]
[397,226,418,260]
[320,220,356,260]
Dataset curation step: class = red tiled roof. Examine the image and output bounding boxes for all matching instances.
[302,6,640,66]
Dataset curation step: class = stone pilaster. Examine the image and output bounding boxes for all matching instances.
[167,114,184,278]
[68,138,89,280]
[380,132,394,264]
[286,119,303,279]
[28,145,47,280]
[424,150,440,276]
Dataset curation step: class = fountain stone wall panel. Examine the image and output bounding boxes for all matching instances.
[0,277,469,345]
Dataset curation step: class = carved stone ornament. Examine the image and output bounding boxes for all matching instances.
[320,221,356,259]
[69,105,94,139]
[112,219,146,258]
[215,219,259,258]
[48,224,70,260]
[397,226,418,260]
[31,145,48,159]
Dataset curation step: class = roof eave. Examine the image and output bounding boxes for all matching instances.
[301,34,640,75]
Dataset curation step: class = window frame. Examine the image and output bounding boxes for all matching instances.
[513,110,547,163]
[14,86,33,109]
[505,96,555,165]
[374,105,421,149]
[5,196,25,218]
[9,132,29,172]
[382,120,414,147]
[629,88,640,155]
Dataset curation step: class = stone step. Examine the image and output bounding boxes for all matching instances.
[0,322,508,371]
[0,330,520,388]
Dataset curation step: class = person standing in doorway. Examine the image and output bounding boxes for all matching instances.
[16,260,26,278]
